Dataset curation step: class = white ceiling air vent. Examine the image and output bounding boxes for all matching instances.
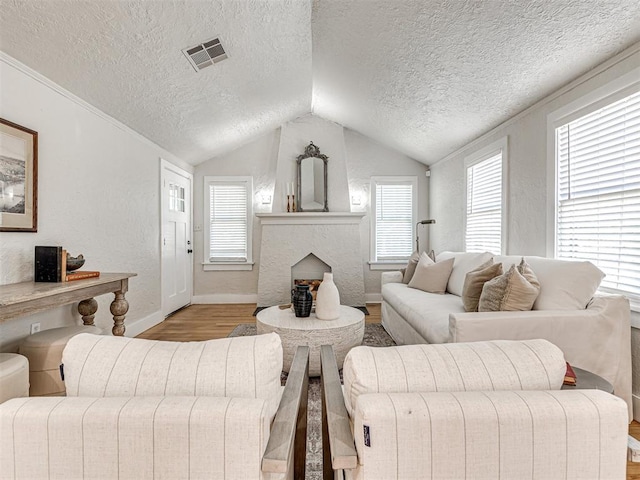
[182,37,228,72]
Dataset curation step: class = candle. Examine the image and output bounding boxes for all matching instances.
[290,182,294,195]
[286,183,290,195]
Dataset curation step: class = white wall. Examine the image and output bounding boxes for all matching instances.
[343,129,430,301]
[275,115,351,213]
[430,46,640,255]
[193,114,429,303]
[0,54,189,352]
[429,44,640,419]
[192,128,281,303]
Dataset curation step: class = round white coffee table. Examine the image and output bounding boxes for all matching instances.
[256,305,365,376]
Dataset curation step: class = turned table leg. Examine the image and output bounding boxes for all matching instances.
[78,298,98,326]
[110,291,129,336]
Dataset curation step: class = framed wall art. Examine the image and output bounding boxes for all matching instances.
[0,118,38,232]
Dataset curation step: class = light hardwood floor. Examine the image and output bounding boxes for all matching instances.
[137,303,381,341]
[137,303,640,478]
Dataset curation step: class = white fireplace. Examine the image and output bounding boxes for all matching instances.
[256,213,366,307]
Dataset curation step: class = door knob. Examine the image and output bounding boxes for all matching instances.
[187,249,193,254]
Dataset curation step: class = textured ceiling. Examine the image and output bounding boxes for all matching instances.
[0,0,313,164]
[1,0,639,165]
[311,0,640,163]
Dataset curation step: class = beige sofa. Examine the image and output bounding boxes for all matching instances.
[381,251,633,419]
[0,333,309,480]
[321,340,629,480]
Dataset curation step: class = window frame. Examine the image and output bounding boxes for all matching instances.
[463,137,508,255]
[369,175,418,269]
[203,175,254,271]
[546,66,640,312]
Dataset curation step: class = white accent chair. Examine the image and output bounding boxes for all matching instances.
[321,339,629,480]
[0,333,309,480]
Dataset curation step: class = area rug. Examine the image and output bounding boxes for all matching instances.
[228,323,396,479]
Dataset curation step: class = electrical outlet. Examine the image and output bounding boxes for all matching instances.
[30,322,41,335]
[194,225,202,232]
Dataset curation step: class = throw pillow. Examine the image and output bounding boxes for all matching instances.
[461,259,503,312]
[478,259,541,312]
[400,250,436,283]
[517,258,541,292]
[402,251,421,284]
[408,256,455,294]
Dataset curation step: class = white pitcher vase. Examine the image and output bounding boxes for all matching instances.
[315,272,340,320]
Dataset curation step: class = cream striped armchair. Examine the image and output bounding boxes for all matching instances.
[321,339,628,480]
[0,332,309,480]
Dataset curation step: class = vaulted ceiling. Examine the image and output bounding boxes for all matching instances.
[1,0,639,165]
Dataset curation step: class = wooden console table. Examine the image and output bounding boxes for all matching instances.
[0,273,137,336]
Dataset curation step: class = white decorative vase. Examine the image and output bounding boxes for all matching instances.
[316,272,340,320]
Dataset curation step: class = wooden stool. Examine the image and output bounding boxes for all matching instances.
[0,353,29,403]
[19,326,102,396]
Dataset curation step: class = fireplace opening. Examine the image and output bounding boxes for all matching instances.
[291,253,331,299]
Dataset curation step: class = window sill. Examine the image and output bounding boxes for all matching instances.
[368,261,407,271]
[202,262,254,271]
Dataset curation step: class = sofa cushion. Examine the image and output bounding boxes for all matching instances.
[342,339,566,417]
[408,257,454,294]
[382,282,464,344]
[436,251,493,296]
[63,333,284,418]
[462,260,503,311]
[478,260,540,312]
[525,257,605,310]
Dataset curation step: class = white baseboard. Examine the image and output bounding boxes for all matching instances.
[634,394,640,423]
[365,293,382,303]
[123,311,164,338]
[192,294,258,304]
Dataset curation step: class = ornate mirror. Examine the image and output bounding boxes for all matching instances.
[296,142,328,212]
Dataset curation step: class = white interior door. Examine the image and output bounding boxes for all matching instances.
[161,160,193,315]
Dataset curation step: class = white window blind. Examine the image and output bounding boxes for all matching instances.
[466,153,502,254]
[208,182,249,262]
[373,180,415,261]
[556,89,640,301]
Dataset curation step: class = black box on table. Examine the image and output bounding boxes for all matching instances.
[34,246,63,282]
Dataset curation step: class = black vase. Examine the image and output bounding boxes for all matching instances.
[291,284,313,318]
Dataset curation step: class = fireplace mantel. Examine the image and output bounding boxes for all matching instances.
[256,212,365,225]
